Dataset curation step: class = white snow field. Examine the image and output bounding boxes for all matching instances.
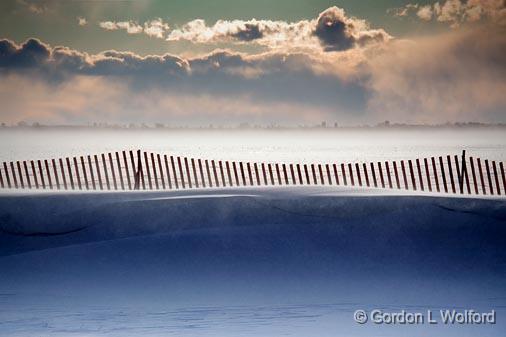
[0,187,505,337]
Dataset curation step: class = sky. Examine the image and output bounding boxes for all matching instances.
[0,0,505,126]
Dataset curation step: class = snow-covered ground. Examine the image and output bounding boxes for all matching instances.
[0,187,505,336]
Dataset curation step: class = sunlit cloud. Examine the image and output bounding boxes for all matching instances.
[98,18,170,39]
[77,17,87,26]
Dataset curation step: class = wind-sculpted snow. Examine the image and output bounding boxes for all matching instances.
[0,187,505,336]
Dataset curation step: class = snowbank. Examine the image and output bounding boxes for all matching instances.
[0,187,505,337]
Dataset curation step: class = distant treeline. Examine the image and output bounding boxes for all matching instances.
[1,121,505,130]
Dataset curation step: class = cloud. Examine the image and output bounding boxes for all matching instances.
[77,17,87,26]
[391,1,506,27]
[99,18,170,39]
[367,26,506,122]
[16,0,48,15]
[167,7,391,52]
[1,24,505,125]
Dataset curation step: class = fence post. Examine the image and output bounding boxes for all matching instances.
[469,157,478,195]
[151,153,159,189]
[439,157,447,193]
[72,157,81,190]
[133,151,141,190]
[220,161,226,187]
[289,164,296,185]
[385,161,392,189]
[38,160,46,189]
[247,162,253,186]
[276,164,282,185]
[31,161,39,189]
[477,158,486,195]
[212,160,219,187]
[416,159,423,191]
[268,164,275,185]
[94,155,103,190]
[239,162,246,186]
[423,158,430,192]
[284,164,290,185]
[144,152,153,190]
[261,163,268,185]
[431,157,439,192]
[296,164,303,185]
[80,156,89,190]
[326,164,332,185]
[311,164,317,185]
[122,151,131,190]
[0,163,4,188]
[185,157,192,189]
[225,161,233,187]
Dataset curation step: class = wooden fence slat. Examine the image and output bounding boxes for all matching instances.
[239,162,246,186]
[72,157,81,190]
[109,153,118,190]
[493,161,500,195]
[319,164,325,185]
[58,159,66,190]
[355,163,362,186]
[341,163,347,186]
[454,155,462,194]
[151,153,159,189]
[226,161,233,187]
[477,158,486,195]
[171,156,179,189]
[31,160,39,189]
[500,162,505,195]
[296,164,303,185]
[16,161,24,189]
[101,154,110,190]
[327,164,332,185]
[311,164,317,185]
[122,151,131,190]
[423,158,430,192]
[129,151,138,190]
[408,160,416,191]
[205,159,212,188]
[143,152,152,190]
[485,160,494,195]
[469,157,478,195]
[393,161,400,189]
[254,163,260,186]
[464,158,471,195]
[80,156,89,190]
[4,162,12,188]
[192,158,199,188]
[116,152,125,190]
[185,157,192,188]
[199,159,206,188]
[247,162,253,186]
[439,157,448,193]
[261,163,268,185]
[401,160,408,190]
[283,164,289,185]
[212,160,219,187]
[447,155,456,194]
[416,159,424,191]
[378,162,385,188]
[370,162,377,188]
[65,158,73,190]
[163,155,171,189]
[363,163,370,187]
[218,160,224,187]
[0,163,5,188]
[51,159,60,190]
[431,157,439,192]
[9,162,18,189]
[94,155,103,190]
[333,164,340,185]
[176,157,184,189]
[304,164,310,185]
[268,164,275,185]
[275,164,281,185]
[44,160,53,189]
[348,163,355,186]
[88,155,96,190]
[355,163,362,187]
[38,160,46,189]
[289,164,295,185]
[384,161,392,189]
[23,161,31,189]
